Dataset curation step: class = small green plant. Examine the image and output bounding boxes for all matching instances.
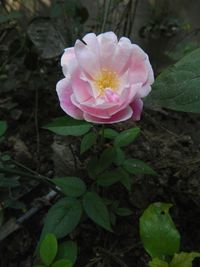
[35,233,77,267]
[40,117,156,244]
[140,202,200,267]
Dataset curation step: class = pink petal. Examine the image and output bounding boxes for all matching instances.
[105,89,120,103]
[74,39,100,79]
[128,44,149,84]
[112,37,132,74]
[61,48,77,77]
[97,34,132,74]
[72,73,93,103]
[146,60,154,85]
[56,78,83,119]
[71,83,141,119]
[61,48,74,66]
[97,32,118,69]
[83,106,133,124]
[71,94,115,119]
[97,32,118,43]
[83,33,100,57]
[130,98,143,121]
[134,61,154,98]
[137,84,151,98]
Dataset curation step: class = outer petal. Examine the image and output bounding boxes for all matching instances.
[146,60,154,85]
[83,106,133,124]
[130,98,143,121]
[61,48,77,77]
[56,78,83,119]
[128,44,149,84]
[135,61,154,98]
[61,48,75,66]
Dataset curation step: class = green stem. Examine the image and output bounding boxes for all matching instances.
[100,124,105,147]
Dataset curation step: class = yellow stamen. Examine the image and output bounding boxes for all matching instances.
[95,68,119,94]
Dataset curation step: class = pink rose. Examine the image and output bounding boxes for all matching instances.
[56,32,154,124]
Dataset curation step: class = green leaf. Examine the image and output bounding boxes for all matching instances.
[0,121,7,136]
[97,169,121,187]
[87,157,100,179]
[170,252,200,267]
[80,132,97,154]
[52,259,72,267]
[57,241,77,265]
[118,168,131,191]
[40,233,57,266]
[123,159,157,175]
[0,176,20,188]
[4,199,25,210]
[145,48,200,113]
[1,154,11,161]
[83,192,112,232]
[41,197,82,240]
[140,202,180,259]
[43,116,91,136]
[98,147,116,173]
[115,207,133,216]
[53,177,86,197]
[149,258,169,267]
[87,147,116,178]
[113,147,125,166]
[114,127,140,147]
[102,128,119,139]
[166,42,199,61]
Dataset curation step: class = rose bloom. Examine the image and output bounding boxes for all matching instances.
[56,32,154,123]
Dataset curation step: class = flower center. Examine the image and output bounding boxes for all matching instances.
[95,68,119,94]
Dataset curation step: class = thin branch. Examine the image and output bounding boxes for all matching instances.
[0,166,63,196]
[35,86,40,169]
[101,0,111,32]
[0,190,57,241]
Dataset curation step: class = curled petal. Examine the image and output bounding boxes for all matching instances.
[83,106,133,124]
[56,78,83,119]
[130,98,143,121]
